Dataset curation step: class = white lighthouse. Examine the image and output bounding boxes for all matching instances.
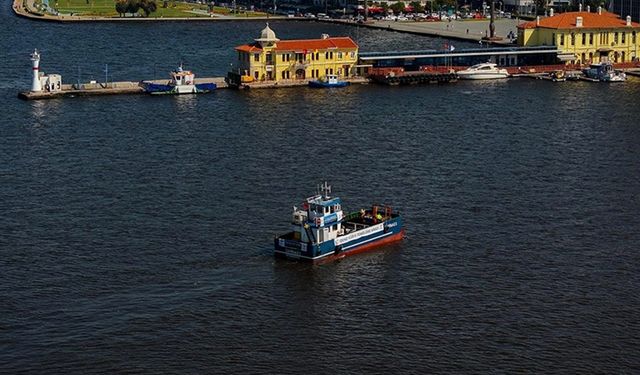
[30,49,42,92]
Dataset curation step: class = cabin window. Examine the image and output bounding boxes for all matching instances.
[332,224,338,231]
[254,53,260,62]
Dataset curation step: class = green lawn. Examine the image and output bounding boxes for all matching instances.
[52,0,266,18]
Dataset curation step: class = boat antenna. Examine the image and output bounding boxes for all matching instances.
[320,181,331,198]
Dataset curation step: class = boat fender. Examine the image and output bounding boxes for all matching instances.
[334,246,342,255]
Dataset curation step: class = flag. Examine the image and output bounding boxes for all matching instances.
[449,44,455,51]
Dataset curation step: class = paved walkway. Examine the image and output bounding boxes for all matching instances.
[334,18,525,45]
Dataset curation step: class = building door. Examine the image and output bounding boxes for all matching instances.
[295,69,305,79]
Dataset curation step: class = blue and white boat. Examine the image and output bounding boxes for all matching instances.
[141,64,217,95]
[274,182,404,263]
[308,74,350,88]
[583,62,626,82]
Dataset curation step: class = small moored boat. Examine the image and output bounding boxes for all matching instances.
[456,62,509,80]
[308,74,350,88]
[141,64,217,95]
[274,182,404,263]
[583,62,626,82]
[550,70,566,82]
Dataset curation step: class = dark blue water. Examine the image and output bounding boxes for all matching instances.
[2,5,640,374]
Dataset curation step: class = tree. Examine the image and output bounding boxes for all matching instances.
[409,1,424,13]
[139,0,157,16]
[390,1,405,14]
[126,0,140,15]
[115,0,128,16]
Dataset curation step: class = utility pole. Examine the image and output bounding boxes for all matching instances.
[364,0,368,21]
[489,0,496,39]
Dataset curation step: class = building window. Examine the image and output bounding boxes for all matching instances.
[560,34,564,46]
[282,71,285,79]
[614,32,619,44]
[581,53,586,63]
[622,51,626,62]
[582,33,586,45]
[571,33,575,46]
[337,52,343,59]
[589,33,593,45]
[633,31,637,44]
[350,52,355,58]
[325,52,329,59]
[254,53,260,62]
[254,71,258,79]
[622,32,626,44]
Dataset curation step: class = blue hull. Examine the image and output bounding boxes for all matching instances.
[141,82,217,94]
[274,215,403,263]
[308,80,350,88]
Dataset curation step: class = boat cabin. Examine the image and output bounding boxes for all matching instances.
[171,65,195,86]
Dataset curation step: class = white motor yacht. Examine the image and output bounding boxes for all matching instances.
[456,62,509,80]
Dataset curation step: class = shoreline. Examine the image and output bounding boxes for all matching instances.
[12,0,518,47]
[12,0,289,22]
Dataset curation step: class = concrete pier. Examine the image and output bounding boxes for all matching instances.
[18,77,227,100]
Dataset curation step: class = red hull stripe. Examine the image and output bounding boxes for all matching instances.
[314,229,405,264]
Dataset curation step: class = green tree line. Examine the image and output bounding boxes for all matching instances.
[115,0,157,17]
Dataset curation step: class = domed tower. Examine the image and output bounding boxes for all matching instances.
[255,23,279,48]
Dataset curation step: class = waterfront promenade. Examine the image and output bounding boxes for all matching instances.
[327,18,521,45]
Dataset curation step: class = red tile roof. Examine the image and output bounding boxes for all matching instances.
[276,37,358,51]
[518,11,640,30]
[235,37,358,53]
[235,44,262,53]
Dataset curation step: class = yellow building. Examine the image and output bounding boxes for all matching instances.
[518,9,640,65]
[230,24,359,83]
